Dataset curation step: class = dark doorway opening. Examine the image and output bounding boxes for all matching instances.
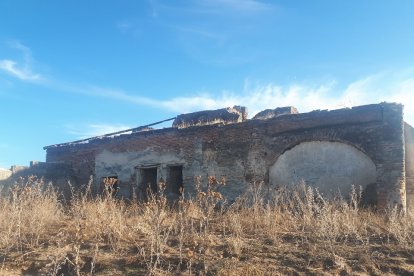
[168,166,183,195]
[141,167,158,197]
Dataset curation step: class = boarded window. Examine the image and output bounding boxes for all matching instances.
[168,166,183,195]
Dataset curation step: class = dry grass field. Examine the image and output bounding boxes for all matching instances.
[1,176,414,275]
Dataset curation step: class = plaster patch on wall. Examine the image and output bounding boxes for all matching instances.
[269,141,377,199]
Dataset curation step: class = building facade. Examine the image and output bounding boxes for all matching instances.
[43,103,414,210]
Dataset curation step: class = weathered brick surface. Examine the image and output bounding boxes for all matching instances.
[45,103,407,208]
[405,123,414,209]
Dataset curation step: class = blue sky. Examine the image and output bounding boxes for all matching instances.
[1,0,414,168]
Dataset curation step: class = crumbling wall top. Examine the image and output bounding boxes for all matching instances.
[44,102,400,150]
[172,105,248,129]
[253,106,298,120]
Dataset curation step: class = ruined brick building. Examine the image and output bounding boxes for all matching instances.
[35,102,413,210]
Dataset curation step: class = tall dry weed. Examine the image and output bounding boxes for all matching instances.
[0,177,62,253]
[1,176,413,275]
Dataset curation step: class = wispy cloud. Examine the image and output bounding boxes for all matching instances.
[64,71,414,138]
[66,124,133,139]
[136,70,414,124]
[62,70,414,125]
[173,73,414,124]
[0,41,42,81]
[135,0,278,65]
[116,21,134,33]
[152,0,274,16]
[2,41,413,125]
[196,0,274,14]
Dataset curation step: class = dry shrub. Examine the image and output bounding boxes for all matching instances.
[1,176,414,275]
[387,206,414,244]
[68,189,129,250]
[0,177,62,252]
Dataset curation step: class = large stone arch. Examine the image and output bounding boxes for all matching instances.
[269,141,377,201]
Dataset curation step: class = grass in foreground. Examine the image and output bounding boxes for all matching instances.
[0,177,414,275]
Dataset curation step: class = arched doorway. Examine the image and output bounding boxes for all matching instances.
[269,141,377,200]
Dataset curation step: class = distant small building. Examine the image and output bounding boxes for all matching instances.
[39,102,414,210]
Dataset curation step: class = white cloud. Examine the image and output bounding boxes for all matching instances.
[58,70,414,125]
[74,72,414,127]
[86,86,159,106]
[197,0,273,14]
[0,41,42,81]
[66,124,132,139]
[151,0,274,16]
[62,70,414,139]
[116,21,133,33]
[0,59,41,81]
[146,72,414,125]
[2,40,413,126]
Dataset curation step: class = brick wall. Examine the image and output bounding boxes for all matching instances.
[45,103,406,208]
[405,123,414,209]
